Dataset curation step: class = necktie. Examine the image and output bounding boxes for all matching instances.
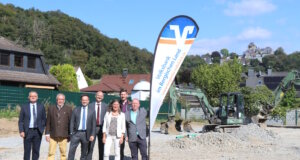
[96,103,100,125]
[122,102,127,113]
[82,107,86,130]
[32,104,37,128]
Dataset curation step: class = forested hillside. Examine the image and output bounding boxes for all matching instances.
[0,3,153,78]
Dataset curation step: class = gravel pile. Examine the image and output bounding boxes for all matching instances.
[169,132,243,150]
[169,123,279,150]
[230,123,279,142]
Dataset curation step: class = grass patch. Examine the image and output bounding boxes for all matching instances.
[0,105,20,119]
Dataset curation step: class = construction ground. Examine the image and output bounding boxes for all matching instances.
[1,119,300,160]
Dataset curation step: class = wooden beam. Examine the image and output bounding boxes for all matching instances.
[25,84,55,90]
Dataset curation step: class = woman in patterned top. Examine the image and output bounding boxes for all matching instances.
[102,99,126,160]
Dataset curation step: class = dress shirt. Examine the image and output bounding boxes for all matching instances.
[29,103,37,128]
[130,110,139,135]
[78,106,88,130]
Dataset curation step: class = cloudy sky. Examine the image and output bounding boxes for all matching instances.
[2,0,300,55]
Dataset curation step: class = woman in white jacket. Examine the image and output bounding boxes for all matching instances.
[102,99,126,160]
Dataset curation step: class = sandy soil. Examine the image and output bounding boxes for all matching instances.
[0,118,132,160]
[0,118,19,137]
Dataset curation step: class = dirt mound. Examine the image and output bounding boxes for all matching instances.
[169,124,279,151]
[170,132,243,150]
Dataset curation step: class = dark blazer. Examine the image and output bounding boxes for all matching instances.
[120,100,132,113]
[125,107,147,142]
[18,102,46,135]
[45,105,72,138]
[88,102,108,126]
[70,106,96,140]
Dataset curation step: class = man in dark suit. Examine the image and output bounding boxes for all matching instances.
[87,91,108,160]
[68,95,96,160]
[119,89,131,160]
[45,93,72,160]
[125,99,148,160]
[18,91,46,160]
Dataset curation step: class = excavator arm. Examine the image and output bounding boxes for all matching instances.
[273,70,300,106]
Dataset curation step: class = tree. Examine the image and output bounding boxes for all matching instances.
[220,48,229,58]
[211,51,221,64]
[262,47,288,71]
[84,74,93,86]
[272,86,297,118]
[71,50,89,70]
[286,51,300,71]
[0,3,154,78]
[177,55,205,84]
[241,86,274,117]
[191,60,242,106]
[274,47,286,56]
[230,52,238,59]
[42,44,66,65]
[49,64,79,92]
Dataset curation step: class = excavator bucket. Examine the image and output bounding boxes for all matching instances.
[183,120,195,132]
[160,116,182,134]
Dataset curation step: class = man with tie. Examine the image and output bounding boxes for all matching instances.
[87,91,108,160]
[119,89,131,160]
[45,93,72,160]
[68,95,96,160]
[18,91,46,160]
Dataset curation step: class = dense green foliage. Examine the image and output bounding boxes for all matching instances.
[0,3,153,79]
[271,86,298,118]
[241,86,275,117]
[261,48,300,72]
[191,59,242,106]
[177,55,206,84]
[220,48,229,57]
[84,74,93,86]
[49,64,79,92]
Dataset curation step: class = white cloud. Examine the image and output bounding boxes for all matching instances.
[189,27,272,55]
[237,27,272,40]
[224,0,276,16]
[189,36,234,55]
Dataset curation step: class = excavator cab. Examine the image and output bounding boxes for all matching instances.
[218,93,244,125]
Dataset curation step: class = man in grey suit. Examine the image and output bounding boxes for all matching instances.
[125,98,148,160]
[87,91,108,160]
[68,95,96,160]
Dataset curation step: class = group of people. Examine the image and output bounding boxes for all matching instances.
[18,89,148,160]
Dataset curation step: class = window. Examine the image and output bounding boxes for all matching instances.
[27,56,36,69]
[129,79,134,85]
[0,53,9,66]
[14,55,23,67]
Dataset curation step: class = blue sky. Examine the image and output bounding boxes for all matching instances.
[1,0,300,55]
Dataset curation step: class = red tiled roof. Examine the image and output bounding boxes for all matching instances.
[80,74,151,94]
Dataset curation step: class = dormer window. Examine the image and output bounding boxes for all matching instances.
[14,55,23,67]
[27,56,36,69]
[0,53,9,66]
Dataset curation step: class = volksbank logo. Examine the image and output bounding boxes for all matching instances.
[159,25,196,47]
[170,25,194,48]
